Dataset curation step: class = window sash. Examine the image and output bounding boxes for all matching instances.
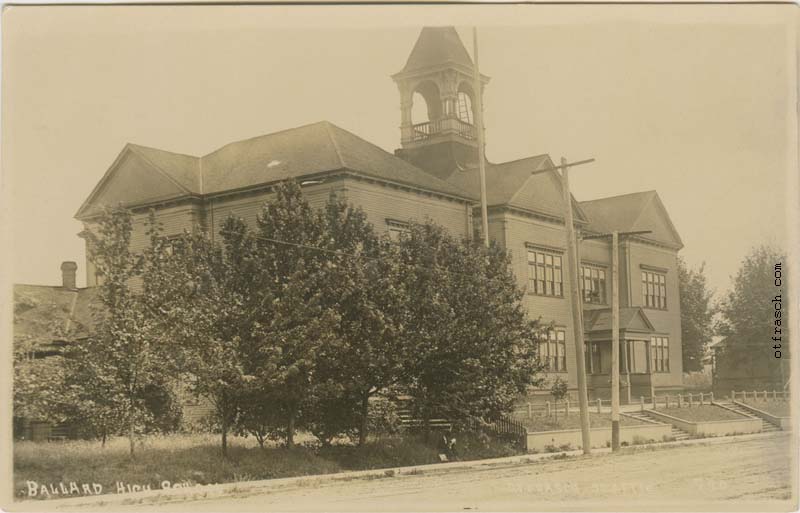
[541,329,567,372]
[528,250,564,297]
[642,271,667,309]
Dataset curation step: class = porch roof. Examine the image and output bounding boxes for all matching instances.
[583,307,655,338]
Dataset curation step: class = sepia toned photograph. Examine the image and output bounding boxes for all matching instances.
[2,4,797,512]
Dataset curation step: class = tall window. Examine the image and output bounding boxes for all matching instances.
[650,337,670,372]
[527,249,563,297]
[585,342,603,375]
[641,270,667,309]
[581,265,607,304]
[539,329,567,372]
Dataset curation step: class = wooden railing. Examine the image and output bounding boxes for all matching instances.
[470,416,527,440]
[732,390,789,402]
[411,118,476,142]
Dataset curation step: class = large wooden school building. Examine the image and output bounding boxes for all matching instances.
[76,27,686,401]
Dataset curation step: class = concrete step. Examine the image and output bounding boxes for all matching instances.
[717,402,782,432]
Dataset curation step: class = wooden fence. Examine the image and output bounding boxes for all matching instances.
[731,389,789,402]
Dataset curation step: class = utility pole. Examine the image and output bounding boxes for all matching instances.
[611,230,620,451]
[472,27,489,247]
[533,156,594,454]
[583,229,651,451]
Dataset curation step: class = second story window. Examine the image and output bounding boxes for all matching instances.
[527,249,563,297]
[581,265,607,304]
[642,270,667,309]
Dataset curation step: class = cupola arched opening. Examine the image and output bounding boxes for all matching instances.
[456,82,475,125]
[410,80,442,125]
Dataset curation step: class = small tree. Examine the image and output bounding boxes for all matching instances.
[550,377,568,422]
[71,207,165,457]
[678,258,715,372]
[145,215,264,457]
[253,181,339,448]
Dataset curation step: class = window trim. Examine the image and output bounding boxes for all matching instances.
[650,336,670,373]
[539,327,568,373]
[581,263,608,305]
[526,248,564,298]
[386,218,410,241]
[641,270,668,310]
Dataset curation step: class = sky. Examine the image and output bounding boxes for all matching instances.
[2,4,796,299]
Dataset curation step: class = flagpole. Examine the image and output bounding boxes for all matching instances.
[472,27,489,247]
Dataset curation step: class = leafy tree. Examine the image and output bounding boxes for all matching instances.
[144,215,265,457]
[311,194,409,445]
[13,335,70,431]
[71,207,164,457]
[253,181,339,448]
[716,245,789,388]
[396,222,544,433]
[678,257,715,372]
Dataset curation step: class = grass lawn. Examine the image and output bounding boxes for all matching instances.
[14,431,521,501]
[742,400,790,417]
[517,412,645,432]
[657,405,745,422]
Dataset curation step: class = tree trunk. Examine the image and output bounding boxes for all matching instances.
[221,415,228,458]
[358,394,370,446]
[287,410,295,449]
[101,428,107,448]
[128,413,135,459]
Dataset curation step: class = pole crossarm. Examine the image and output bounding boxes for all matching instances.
[532,158,596,176]
[582,230,652,241]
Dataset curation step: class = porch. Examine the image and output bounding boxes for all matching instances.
[583,307,659,404]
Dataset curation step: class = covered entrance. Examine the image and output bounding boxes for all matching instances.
[583,307,658,403]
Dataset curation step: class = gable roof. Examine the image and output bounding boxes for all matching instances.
[14,285,98,345]
[128,144,202,194]
[398,27,474,75]
[584,307,655,335]
[579,190,683,249]
[76,121,474,219]
[445,155,588,223]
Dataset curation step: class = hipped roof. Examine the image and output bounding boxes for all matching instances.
[76,121,474,218]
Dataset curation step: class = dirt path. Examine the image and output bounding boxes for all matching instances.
[60,434,795,512]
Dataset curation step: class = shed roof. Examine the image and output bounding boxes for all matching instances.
[584,307,655,335]
[13,285,98,345]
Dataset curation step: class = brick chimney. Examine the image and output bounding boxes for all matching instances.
[60,261,78,289]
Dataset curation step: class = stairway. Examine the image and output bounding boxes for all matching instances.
[625,410,691,441]
[718,402,782,433]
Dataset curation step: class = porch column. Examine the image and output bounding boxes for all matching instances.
[624,340,632,404]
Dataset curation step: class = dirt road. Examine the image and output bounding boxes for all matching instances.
[63,434,795,511]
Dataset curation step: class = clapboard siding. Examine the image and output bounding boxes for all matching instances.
[83,203,203,287]
[341,177,470,238]
[502,211,578,387]
[207,180,345,237]
[626,241,683,387]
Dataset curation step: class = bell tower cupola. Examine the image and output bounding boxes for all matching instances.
[392,27,490,180]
